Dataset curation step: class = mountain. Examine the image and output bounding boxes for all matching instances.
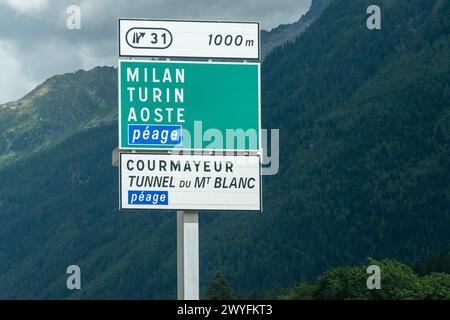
[0,0,449,299]
[261,0,332,59]
[0,67,117,166]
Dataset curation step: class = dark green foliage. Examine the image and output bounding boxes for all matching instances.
[424,253,450,275]
[261,0,332,59]
[259,0,450,285]
[204,271,235,300]
[415,252,450,275]
[420,273,450,300]
[279,283,318,300]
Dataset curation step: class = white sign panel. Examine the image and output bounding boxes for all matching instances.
[120,153,261,211]
[119,19,260,60]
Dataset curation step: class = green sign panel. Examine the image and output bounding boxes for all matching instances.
[118,60,260,151]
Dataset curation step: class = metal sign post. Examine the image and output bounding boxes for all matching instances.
[177,211,199,300]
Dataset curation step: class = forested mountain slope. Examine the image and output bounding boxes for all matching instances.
[0,0,448,298]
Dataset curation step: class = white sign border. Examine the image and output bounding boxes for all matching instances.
[118,18,261,60]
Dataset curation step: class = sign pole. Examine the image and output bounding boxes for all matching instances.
[177,210,199,300]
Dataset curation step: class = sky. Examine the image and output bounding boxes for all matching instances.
[0,0,312,104]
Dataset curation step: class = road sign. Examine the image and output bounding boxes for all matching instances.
[116,18,263,301]
[120,153,261,211]
[118,19,260,60]
[118,59,261,152]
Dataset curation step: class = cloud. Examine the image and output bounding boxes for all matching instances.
[0,41,36,102]
[2,0,49,15]
[0,0,312,104]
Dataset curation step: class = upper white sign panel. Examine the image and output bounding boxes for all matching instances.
[118,19,260,60]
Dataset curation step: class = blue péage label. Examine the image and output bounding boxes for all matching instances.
[128,124,182,145]
[128,190,169,205]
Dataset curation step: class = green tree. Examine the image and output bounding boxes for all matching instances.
[281,259,450,300]
[419,273,450,300]
[363,259,422,300]
[205,271,235,300]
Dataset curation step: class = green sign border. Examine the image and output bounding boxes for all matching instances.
[118,59,261,153]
